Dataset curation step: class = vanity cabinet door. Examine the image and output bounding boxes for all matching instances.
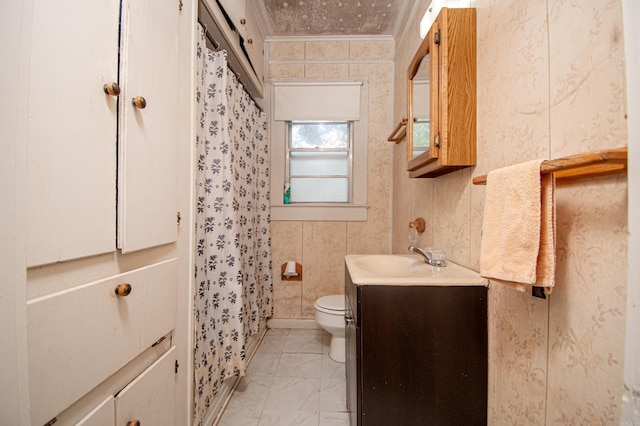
[351,282,488,425]
[345,284,359,426]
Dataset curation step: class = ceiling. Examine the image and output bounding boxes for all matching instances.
[253,0,414,38]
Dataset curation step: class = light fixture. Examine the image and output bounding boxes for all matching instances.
[420,0,443,39]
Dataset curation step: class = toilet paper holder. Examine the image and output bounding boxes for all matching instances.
[280,262,302,281]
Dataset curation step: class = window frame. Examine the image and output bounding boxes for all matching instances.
[270,79,369,221]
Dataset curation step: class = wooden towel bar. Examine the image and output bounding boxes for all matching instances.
[472,147,628,185]
[387,118,408,143]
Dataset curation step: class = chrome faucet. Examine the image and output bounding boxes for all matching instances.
[408,246,447,267]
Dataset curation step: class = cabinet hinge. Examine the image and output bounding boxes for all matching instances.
[178,0,183,11]
[175,360,180,374]
[177,211,182,225]
[434,29,441,45]
[44,418,58,426]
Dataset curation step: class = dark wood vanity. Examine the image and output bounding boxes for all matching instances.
[345,270,488,425]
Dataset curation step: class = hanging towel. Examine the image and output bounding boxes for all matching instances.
[479,159,556,293]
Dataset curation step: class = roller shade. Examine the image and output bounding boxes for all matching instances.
[274,82,362,121]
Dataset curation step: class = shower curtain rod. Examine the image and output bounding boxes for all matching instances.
[197,18,220,51]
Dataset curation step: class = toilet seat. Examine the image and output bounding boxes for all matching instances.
[315,295,345,313]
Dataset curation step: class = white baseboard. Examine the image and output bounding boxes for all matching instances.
[267,318,320,329]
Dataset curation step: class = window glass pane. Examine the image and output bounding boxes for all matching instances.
[290,151,349,176]
[289,177,349,202]
[290,122,349,149]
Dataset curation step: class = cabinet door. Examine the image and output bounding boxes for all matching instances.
[115,346,176,425]
[360,285,487,425]
[26,0,120,267]
[118,0,180,253]
[218,0,246,34]
[243,1,265,84]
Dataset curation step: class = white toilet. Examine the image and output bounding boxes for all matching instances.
[314,295,346,363]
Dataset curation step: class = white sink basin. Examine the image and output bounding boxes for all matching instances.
[345,254,486,286]
[351,255,427,277]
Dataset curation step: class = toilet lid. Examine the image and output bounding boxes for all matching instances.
[316,295,345,311]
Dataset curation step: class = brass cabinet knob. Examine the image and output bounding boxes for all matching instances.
[247,38,253,45]
[240,18,246,25]
[132,96,147,109]
[126,421,141,426]
[115,283,132,297]
[103,82,120,96]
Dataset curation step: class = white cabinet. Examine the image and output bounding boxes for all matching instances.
[27,259,178,425]
[23,0,185,424]
[26,0,180,266]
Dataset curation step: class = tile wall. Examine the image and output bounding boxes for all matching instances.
[392,0,628,424]
[267,38,395,319]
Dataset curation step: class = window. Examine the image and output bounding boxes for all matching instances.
[287,121,352,203]
[270,81,368,221]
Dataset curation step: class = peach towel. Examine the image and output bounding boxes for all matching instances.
[479,159,556,293]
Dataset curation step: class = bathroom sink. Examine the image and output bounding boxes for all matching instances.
[345,254,486,286]
[351,255,427,277]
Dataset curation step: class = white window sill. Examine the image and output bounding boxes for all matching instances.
[270,204,368,221]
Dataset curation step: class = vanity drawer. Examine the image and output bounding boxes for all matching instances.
[27,258,178,425]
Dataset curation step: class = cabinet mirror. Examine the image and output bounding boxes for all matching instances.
[407,30,437,168]
[406,8,476,178]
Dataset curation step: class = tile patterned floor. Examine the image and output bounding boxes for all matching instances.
[218,328,349,426]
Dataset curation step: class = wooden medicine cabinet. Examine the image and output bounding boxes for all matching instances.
[407,8,476,178]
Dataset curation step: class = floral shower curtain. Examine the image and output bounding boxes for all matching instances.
[193,26,273,425]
